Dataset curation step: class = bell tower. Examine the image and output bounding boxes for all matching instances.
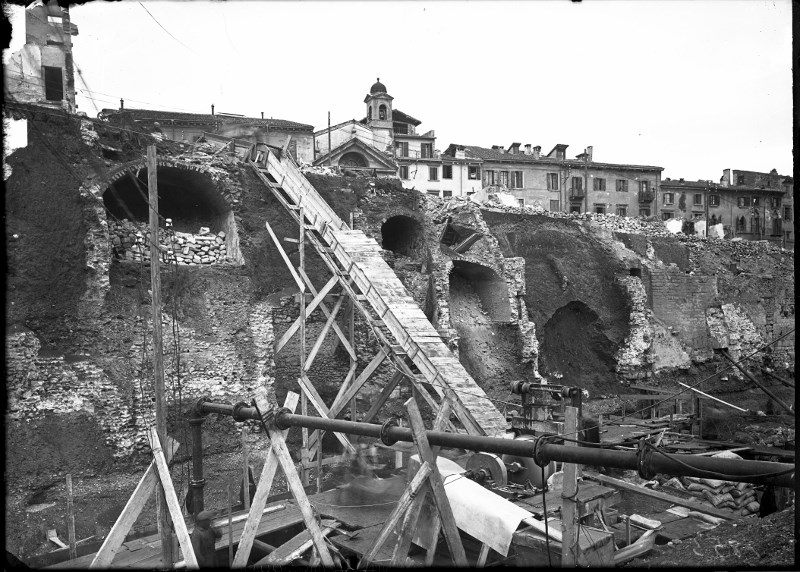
[364,78,394,149]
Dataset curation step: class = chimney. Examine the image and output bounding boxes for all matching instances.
[211,104,215,116]
[586,145,593,162]
[120,98,124,110]
[508,142,521,155]
[261,111,264,119]
[533,146,541,160]
[524,144,532,155]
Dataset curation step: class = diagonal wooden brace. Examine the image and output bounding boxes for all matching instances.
[231,392,299,568]
[275,276,339,355]
[89,437,179,568]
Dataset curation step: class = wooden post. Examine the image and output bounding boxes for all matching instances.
[298,205,310,486]
[561,405,580,567]
[316,431,324,494]
[477,543,490,567]
[241,426,250,512]
[66,474,77,560]
[148,144,174,568]
[327,111,332,167]
[625,515,632,547]
[227,483,233,567]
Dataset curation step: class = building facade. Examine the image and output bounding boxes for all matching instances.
[314,79,481,196]
[442,143,663,215]
[660,169,793,246]
[99,106,315,164]
[5,2,78,113]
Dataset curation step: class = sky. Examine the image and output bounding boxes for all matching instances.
[5,0,793,181]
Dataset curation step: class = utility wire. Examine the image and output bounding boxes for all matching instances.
[137,2,197,53]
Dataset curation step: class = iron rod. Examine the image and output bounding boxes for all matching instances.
[195,401,794,487]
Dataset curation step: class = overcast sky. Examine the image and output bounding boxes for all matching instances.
[6,0,793,181]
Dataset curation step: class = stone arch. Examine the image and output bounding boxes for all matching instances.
[381,214,424,257]
[339,152,368,168]
[449,260,512,322]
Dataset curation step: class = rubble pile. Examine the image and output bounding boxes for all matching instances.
[109,219,230,265]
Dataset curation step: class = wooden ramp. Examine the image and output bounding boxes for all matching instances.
[241,141,507,437]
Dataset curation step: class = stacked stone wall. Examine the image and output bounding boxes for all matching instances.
[109,220,232,265]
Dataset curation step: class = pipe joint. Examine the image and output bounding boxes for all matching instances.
[273,407,292,430]
[380,417,400,446]
[532,435,554,468]
[192,397,211,418]
[231,401,251,422]
[637,439,657,480]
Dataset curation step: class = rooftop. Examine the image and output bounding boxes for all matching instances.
[100,108,314,131]
[451,144,663,171]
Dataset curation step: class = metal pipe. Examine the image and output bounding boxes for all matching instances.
[189,414,206,516]
[195,401,795,487]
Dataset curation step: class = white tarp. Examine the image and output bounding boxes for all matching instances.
[664,218,683,234]
[409,456,534,556]
[708,223,724,239]
[694,220,707,237]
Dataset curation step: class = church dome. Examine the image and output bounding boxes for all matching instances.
[370,78,387,94]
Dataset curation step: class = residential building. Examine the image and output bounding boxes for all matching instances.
[659,169,793,246]
[99,106,315,163]
[5,1,78,113]
[314,79,481,196]
[442,143,663,215]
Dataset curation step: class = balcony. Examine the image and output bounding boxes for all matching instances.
[394,148,440,160]
[569,188,585,200]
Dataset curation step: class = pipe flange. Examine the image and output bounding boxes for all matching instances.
[231,401,250,422]
[192,396,211,417]
[273,407,292,430]
[637,438,657,480]
[190,478,207,488]
[380,417,400,446]
[532,435,554,468]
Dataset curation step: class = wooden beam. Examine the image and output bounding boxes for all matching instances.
[297,267,356,360]
[476,543,491,567]
[358,462,433,568]
[264,221,305,292]
[677,382,748,413]
[274,276,339,355]
[589,474,741,520]
[241,427,250,512]
[297,374,356,454]
[362,370,405,424]
[231,392,299,568]
[66,474,77,560]
[148,428,198,569]
[89,437,179,568]
[405,397,467,566]
[303,294,345,372]
[561,406,579,568]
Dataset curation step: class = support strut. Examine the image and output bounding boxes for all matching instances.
[195,400,795,487]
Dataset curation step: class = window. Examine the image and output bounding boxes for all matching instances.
[772,219,782,235]
[752,216,761,234]
[368,107,372,121]
[662,212,674,220]
[639,180,650,193]
[736,174,745,185]
[468,166,480,180]
[571,177,583,192]
[737,197,749,208]
[379,104,387,120]
[693,193,703,205]
[595,205,606,214]
[429,166,439,181]
[569,203,581,213]
[752,197,760,207]
[43,66,64,101]
[616,205,627,217]
[549,200,560,212]
[639,207,651,217]
[547,173,559,190]
[616,179,629,192]
[397,141,409,157]
[399,165,409,180]
[783,206,792,221]
[594,177,606,191]
[442,165,453,179]
[518,199,525,207]
[510,171,523,188]
[771,197,781,208]
[709,194,720,206]
[427,190,440,197]
[484,170,495,186]
[499,171,509,187]
[443,190,453,198]
[736,216,747,232]
[663,192,674,205]
[421,143,433,158]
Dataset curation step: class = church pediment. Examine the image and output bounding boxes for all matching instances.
[314,137,397,171]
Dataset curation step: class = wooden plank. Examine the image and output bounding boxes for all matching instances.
[357,462,433,568]
[297,374,356,453]
[148,428,198,570]
[477,543,491,567]
[590,474,741,520]
[264,221,305,292]
[405,397,467,566]
[232,392,299,568]
[362,370,405,424]
[561,406,579,568]
[89,437,179,568]
[297,267,356,360]
[303,294,345,371]
[241,427,250,512]
[268,427,335,566]
[254,520,337,566]
[677,382,748,412]
[66,474,77,560]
